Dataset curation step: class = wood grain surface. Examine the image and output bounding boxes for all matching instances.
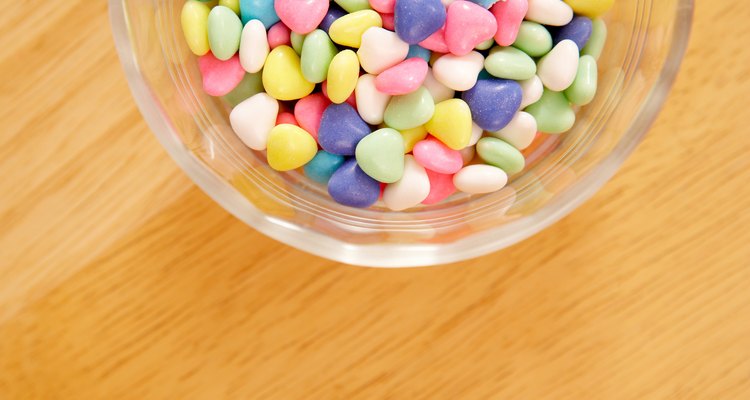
[1,1,749,399]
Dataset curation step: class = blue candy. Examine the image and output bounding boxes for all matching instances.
[468,0,499,8]
[394,0,446,44]
[407,45,432,62]
[305,151,346,184]
[320,5,346,33]
[553,16,593,49]
[239,0,279,27]
[327,158,381,208]
[462,79,523,132]
[318,103,372,156]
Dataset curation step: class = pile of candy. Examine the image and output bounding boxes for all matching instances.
[181,0,612,210]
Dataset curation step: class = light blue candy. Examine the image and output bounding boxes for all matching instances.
[407,45,432,62]
[240,0,279,27]
[468,0,499,8]
[304,151,346,184]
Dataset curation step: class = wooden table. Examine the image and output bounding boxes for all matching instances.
[2,1,749,399]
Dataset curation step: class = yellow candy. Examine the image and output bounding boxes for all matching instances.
[266,124,318,171]
[563,0,614,18]
[424,99,472,150]
[262,46,315,101]
[400,125,428,153]
[219,0,240,14]
[327,50,360,104]
[328,10,382,48]
[181,0,211,56]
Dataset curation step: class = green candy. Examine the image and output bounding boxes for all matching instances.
[207,6,242,61]
[355,128,405,183]
[290,32,307,55]
[384,87,435,130]
[476,137,526,175]
[525,89,576,134]
[300,30,338,84]
[512,21,553,57]
[582,19,607,60]
[334,0,372,13]
[484,46,537,81]
[565,55,598,106]
[223,73,264,107]
[218,0,240,14]
[476,38,495,51]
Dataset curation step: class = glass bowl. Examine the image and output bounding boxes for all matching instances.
[110,0,693,267]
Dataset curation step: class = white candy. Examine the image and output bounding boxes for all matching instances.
[526,0,574,26]
[454,165,508,194]
[432,51,485,92]
[230,93,278,151]
[355,74,392,125]
[357,27,410,74]
[537,40,580,91]
[490,112,537,150]
[469,123,483,146]
[422,69,455,103]
[383,155,430,211]
[239,20,269,73]
[519,75,544,109]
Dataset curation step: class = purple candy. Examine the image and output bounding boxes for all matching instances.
[318,103,372,156]
[320,5,346,33]
[553,16,593,49]
[327,158,381,208]
[394,0,446,44]
[462,79,522,132]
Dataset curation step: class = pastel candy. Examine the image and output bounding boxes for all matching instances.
[370,0,396,13]
[357,27,410,74]
[383,155,430,211]
[219,0,240,14]
[294,93,331,140]
[564,55,598,105]
[329,10,382,48]
[582,19,607,59]
[262,46,315,100]
[208,6,242,60]
[239,20,269,73]
[488,111,537,150]
[469,123,484,146]
[526,0,574,26]
[304,151,346,184]
[553,16,593,49]
[198,53,245,96]
[355,74,392,125]
[266,124,318,171]
[484,46,537,81]
[355,128,406,183]
[290,32,307,54]
[318,103,371,155]
[230,92,279,150]
[537,39,580,91]
[223,72,264,106]
[424,99,473,150]
[335,0,373,13]
[513,21,553,57]
[320,6,346,32]
[267,22,291,49]
[476,137,525,175]
[432,51,485,91]
[375,58,429,95]
[519,75,544,108]
[419,26,449,53]
[300,29,338,83]
[328,158,381,208]
[276,112,298,125]
[525,89,576,134]
[422,69,455,103]
[453,164,508,194]
[322,81,358,108]
[490,0,528,46]
[400,125,428,153]
[413,136,463,174]
[394,0,447,44]
[407,45,432,62]
[181,0,211,56]
[422,169,456,205]
[327,49,360,104]
[384,86,435,130]
[239,0,280,26]
[563,0,614,18]
[275,0,329,34]
[461,78,523,131]
[445,1,497,56]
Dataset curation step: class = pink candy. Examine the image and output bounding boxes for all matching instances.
[294,93,330,141]
[369,0,396,13]
[275,0,329,34]
[380,12,395,31]
[413,136,463,174]
[419,26,449,53]
[198,53,245,96]
[491,0,529,46]
[445,1,498,56]
[267,22,292,49]
[276,112,298,126]
[375,58,429,95]
[422,170,456,205]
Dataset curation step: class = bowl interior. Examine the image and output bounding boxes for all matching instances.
[111,0,693,266]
